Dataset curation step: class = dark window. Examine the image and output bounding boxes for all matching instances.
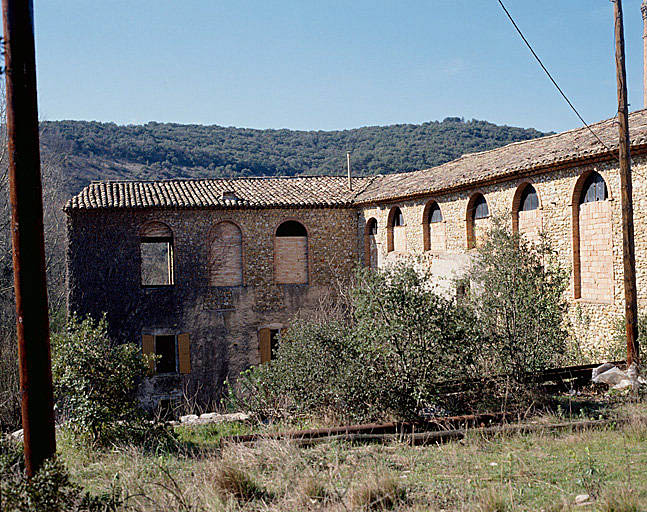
[520,185,539,211]
[367,219,378,235]
[429,202,443,223]
[276,220,307,237]
[580,172,608,204]
[141,237,173,286]
[392,207,404,226]
[155,335,177,374]
[473,195,489,220]
[270,329,281,359]
[456,279,470,301]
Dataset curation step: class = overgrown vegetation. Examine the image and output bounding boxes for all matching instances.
[41,118,549,193]
[232,221,570,422]
[52,315,177,450]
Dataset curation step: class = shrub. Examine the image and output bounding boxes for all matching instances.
[51,314,176,449]
[466,218,570,382]
[0,436,122,511]
[240,264,484,422]
[213,463,269,502]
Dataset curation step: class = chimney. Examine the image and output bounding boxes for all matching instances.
[643,1,647,107]
[347,151,352,191]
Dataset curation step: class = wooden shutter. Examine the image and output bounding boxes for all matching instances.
[178,333,191,374]
[142,334,155,373]
[259,328,271,363]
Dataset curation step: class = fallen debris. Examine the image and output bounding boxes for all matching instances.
[591,362,645,390]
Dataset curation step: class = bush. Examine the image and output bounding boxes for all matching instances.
[466,218,570,382]
[52,314,176,449]
[0,436,122,511]
[239,264,484,422]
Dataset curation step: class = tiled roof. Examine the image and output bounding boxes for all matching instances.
[66,110,647,211]
[65,175,376,210]
[354,109,647,203]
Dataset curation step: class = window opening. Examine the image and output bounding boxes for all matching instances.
[141,237,173,286]
[155,335,177,374]
[276,220,307,237]
[429,202,443,223]
[392,207,404,226]
[473,195,489,219]
[270,329,281,359]
[520,185,539,211]
[580,172,608,204]
[368,219,378,235]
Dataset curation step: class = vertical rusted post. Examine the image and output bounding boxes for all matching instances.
[1,0,56,476]
[347,151,352,191]
[642,0,647,108]
[614,0,640,374]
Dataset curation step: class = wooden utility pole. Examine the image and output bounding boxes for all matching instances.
[1,0,56,476]
[614,0,640,373]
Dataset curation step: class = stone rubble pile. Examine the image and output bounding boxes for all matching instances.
[592,362,646,390]
[175,411,250,426]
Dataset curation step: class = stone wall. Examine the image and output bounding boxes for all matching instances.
[66,207,359,407]
[357,154,647,360]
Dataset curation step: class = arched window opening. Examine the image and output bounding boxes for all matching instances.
[520,185,539,211]
[512,183,541,242]
[572,172,613,301]
[387,207,407,253]
[209,221,243,286]
[364,218,379,268]
[466,194,490,249]
[423,201,446,252]
[140,222,174,286]
[275,220,308,284]
[474,195,489,219]
[429,203,443,223]
[276,220,307,237]
[580,172,608,204]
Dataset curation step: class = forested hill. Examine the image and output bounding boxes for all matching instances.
[40,118,551,194]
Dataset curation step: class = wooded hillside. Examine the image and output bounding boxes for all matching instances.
[40,118,550,194]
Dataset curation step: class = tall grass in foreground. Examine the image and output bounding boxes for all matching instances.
[52,406,647,512]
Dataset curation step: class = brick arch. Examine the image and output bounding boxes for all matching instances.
[274,218,309,285]
[571,170,614,301]
[511,181,542,242]
[422,199,446,252]
[208,220,244,286]
[465,192,489,250]
[364,217,379,268]
[139,221,172,238]
[386,206,406,253]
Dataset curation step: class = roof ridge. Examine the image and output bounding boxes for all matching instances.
[89,174,373,185]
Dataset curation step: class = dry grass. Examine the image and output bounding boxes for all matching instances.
[56,402,647,511]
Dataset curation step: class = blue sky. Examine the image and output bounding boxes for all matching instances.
[33,1,647,133]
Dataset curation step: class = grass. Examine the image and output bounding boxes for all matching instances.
[56,401,647,511]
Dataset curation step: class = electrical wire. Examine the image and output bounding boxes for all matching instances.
[497,0,620,161]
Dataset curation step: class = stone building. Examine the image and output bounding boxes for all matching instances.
[66,110,647,406]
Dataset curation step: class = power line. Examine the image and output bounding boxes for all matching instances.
[497,0,619,161]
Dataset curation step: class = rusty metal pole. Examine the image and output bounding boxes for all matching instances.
[613,0,640,374]
[1,0,56,476]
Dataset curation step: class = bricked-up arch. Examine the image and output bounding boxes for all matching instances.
[512,182,542,244]
[139,221,174,286]
[274,220,308,284]
[387,206,407,253]
[422,200,446,252]
[572,171,613,301]
[466,193,490,249]
[364,218,378,268]
[208,221,243,286]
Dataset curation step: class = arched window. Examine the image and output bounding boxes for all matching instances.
[423,201,446,252]
[387,207,407,253]
[208,221,243,286]
[572,171,613,301]
[364,218,379,268]
[274,220,308,284]
[580,172,608,204]
[466,193,490,249]
[512,183,541,242]
[140,221,174,286]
